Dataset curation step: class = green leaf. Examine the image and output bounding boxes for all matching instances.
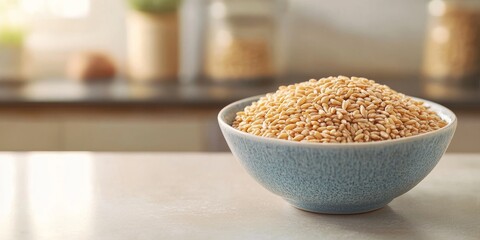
[0,27,24,46]
[128,0,181,13]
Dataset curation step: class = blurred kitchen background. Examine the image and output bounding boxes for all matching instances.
[0,0,479,152]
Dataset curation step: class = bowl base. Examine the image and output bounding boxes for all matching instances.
[287,199,392,215]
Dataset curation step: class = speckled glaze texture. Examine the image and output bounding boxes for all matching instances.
[218,96,457,214]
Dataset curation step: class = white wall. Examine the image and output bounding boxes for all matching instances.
[25,0,127,78]
[284,0,428,77]
[26,0,429,78]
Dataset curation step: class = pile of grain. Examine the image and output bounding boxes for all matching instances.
[232,76,447,143]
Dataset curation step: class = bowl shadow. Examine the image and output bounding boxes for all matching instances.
[284,205,425,239]
[281,188,480,239]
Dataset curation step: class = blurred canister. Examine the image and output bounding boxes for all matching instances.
[127,0,180,82]
[204,0,285,83]
[0,41,24,81]
[423,0,480,86]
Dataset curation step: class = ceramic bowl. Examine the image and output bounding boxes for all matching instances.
[218,95,457,214]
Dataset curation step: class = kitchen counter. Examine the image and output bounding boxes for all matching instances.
[0,77,478,152]
[0,152,478,240]
[0,76,479,109]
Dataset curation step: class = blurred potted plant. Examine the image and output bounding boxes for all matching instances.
[0,0,25,81]
[127,0,180,82]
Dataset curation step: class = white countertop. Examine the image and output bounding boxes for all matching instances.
[0,153,479,240]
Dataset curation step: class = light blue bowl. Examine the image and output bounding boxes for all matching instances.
[218,95,457,214]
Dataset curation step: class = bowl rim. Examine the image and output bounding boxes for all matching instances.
[218,95,457,148]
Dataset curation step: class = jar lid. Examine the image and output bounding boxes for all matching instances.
[209,0,285,19]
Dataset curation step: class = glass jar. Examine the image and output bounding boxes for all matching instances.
[204,0,285,83]
[423,0,480,86]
